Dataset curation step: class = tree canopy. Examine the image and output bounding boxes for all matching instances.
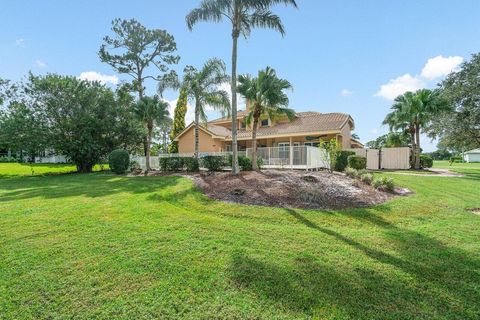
[99,18,180,100]
[427,53,480,152]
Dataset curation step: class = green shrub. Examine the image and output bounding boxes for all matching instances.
[129,160,141,172]
[108,149,130,174]
[160,157,168,171]
[257,157,263,170]
[345,167,358,178]
[360,173,374,185]
[184,157,199,172]
[238,156,252,171]
[420,154,433,168]
[357,169,368,176]
[449,156,463,164]
[0,156,17,163]
[348,155,367,170]
[334,151,355,172]
[201,156,225,171]
[372,176,395,192]
[166,157,184,172]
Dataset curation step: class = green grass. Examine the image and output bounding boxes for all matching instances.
[433,160,480,179]
[0,163,479,319]
[0,163,107,178]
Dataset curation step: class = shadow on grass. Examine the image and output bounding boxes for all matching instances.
[0,173,186,202]
[228,208,480,318]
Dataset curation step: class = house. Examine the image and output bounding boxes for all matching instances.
[174,105,362,153]
[464,149,480,163]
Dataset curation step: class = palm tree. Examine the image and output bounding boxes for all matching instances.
[133,95,170,171]
[186,0,298,175]
[182,58,231,158]
[383,89,446,169]
[237,67,294,170]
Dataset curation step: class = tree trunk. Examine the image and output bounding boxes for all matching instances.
[194,100,200,159]
[251,116,259,170]
[409,129,416,169]
[415,124,421,169]
[146,122,153,171]
[77,163,93,173]
[230,33,239,175]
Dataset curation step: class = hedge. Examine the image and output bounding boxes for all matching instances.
[348,155,367,170]
[420,154,433,168]
[108,149,130,174]
[201,156,225,171]
[334,151,355,172]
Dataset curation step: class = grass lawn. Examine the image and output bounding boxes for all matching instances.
[0,163,479,319]
[0,163,107,178]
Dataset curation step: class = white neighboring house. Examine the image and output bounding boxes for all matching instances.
[464,149,480,163]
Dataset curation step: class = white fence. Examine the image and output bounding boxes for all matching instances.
[140,146,329,171]
[346,147,411,170]
[246,146,330,170]
[35,155,67,164]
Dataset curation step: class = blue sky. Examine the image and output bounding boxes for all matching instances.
[1,0,479,151]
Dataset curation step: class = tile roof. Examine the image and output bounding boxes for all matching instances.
[205,111,351,139]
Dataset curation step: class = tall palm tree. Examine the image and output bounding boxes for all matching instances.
[383,89,446,169]
[133,95,170,171]
[237,67,295,170]
[186,0,298,175]
[182,58,231,158]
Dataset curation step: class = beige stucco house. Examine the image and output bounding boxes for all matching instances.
[174,107,362,154]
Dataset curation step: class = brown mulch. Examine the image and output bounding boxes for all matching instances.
[189,170,402,210]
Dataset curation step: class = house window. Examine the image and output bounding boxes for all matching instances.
[261,119,269,127]
[304,142,320,147]
[240,121,246,129]
[226,144,232,151]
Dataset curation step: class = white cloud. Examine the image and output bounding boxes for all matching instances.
[420,55,463,80]
[375,73,425,100]
[375,55,464,101]
[341,89,353,96]
[15,38,25,47]
[35,60,47,68]
[78,71,119,85]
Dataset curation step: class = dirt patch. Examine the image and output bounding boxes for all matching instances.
[189,170,400,210]
[467,208,480,215]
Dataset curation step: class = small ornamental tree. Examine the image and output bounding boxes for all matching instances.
[169,87,188,153]
[108,149,130,174]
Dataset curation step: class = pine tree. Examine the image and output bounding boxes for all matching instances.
[168,87,188,153]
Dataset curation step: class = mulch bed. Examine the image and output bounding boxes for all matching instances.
[189,170,402,210]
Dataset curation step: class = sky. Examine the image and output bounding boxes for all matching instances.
[1,0,479,151]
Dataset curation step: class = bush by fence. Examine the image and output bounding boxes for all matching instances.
[108,149,130,174]
[200,156,225,171]
[348,155,367,170]
[420,154,433,168]
[334,151,355,172]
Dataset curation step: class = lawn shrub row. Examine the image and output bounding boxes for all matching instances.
[420,154,433,168]
[334,151,355,172]
[347,155,367,170]
[160,157,200,172]
[0,156,18,163]
[345,167,395,193]
[108,149,130,174]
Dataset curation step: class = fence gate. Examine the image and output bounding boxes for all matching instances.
[346,147,410,170]
[380,147,410,169]
[366,149,379,170]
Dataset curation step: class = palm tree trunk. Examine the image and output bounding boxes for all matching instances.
[230,33,239,175]
[251,117,259,170]
[415,124,421,169]
[146,122,153,171]
[410,129,416,169]
[194,100,200,159]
